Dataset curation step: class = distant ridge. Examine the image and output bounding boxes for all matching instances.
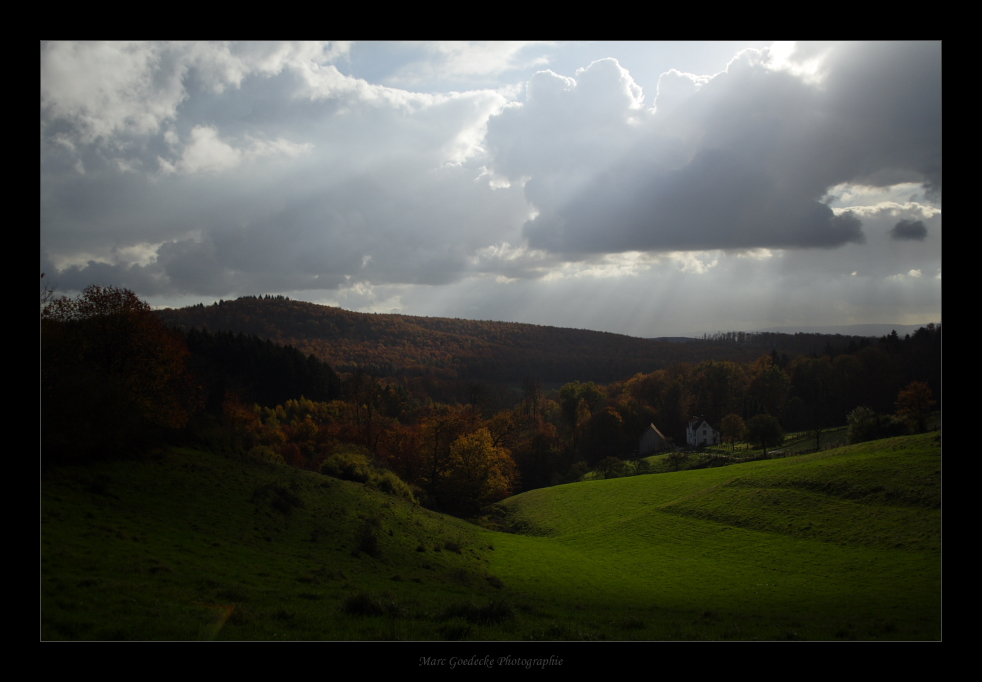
[752,323,940,337]
[158,296,750,385]
[159,297,931,388]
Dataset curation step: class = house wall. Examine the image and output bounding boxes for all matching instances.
[639,427,667,455]
[687,421,719,447]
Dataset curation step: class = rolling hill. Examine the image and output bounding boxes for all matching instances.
[41,432,940,640]
[488,432,940,640]
[157,296,875,386]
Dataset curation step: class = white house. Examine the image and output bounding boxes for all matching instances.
[639,423,669,456]
[686,417,719,447]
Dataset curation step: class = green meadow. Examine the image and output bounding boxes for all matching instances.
[41,432,940,640]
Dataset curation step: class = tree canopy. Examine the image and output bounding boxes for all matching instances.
[744,414,784,457]
[42,285,200,461]
[896,381,936,434]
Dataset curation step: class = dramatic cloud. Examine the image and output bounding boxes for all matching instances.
[41,41,941,336]
[890,219,929,241]
[380,41,551,89]
[487,43,940,257]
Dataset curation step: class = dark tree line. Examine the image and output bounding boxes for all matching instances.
[41,287,344,464]
[42,286,202,463]
[182,327,341,415]
[157,296,756,386]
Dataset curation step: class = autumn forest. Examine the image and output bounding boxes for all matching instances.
[42,286,941,518]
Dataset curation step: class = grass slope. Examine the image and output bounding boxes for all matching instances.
[41,433,940,640]
[41,448,506,641]
[488,432,941,640]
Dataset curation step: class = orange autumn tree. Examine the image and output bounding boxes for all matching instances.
[440,428,518,515]
[896,381,937,434]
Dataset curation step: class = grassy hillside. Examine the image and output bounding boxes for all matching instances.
[488,432,940,640]
[41,433,940,640]
[41,447,505,641]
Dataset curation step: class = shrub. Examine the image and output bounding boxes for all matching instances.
[597,456,626,479]
[321,444,416,504]
[847,406,879,444]
[848,407,908,444]
[252,482,304,514]
[551,461,589,485]
[370,470,417,504]
[410,484,431,508]
[320,445,373,483]
[248,445,285,465]
[666,450,689,472]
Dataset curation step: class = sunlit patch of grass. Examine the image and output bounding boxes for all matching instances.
[486,433,940,641]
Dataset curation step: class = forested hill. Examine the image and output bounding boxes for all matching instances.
[157,296,875,386]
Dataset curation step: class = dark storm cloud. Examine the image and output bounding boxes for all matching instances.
[820,41,942,199]
[890,219,928,241]
[523,147,865,253]
[488,43,941,256]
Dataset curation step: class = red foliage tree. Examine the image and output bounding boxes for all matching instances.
[42,285,201,460]
[896,381,936,433]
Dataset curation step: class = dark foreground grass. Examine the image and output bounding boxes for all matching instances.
[41,447,506,640]
[41,433,940,640]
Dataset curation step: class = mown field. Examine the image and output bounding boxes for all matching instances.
[41,432,940,641]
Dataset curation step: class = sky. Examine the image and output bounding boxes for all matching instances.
[40,41,941,338]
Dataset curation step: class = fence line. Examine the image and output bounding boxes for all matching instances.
[701,428,849,462]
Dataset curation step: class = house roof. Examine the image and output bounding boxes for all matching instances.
[646,423,667,439]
